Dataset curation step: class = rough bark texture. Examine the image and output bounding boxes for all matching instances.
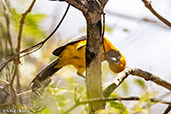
[85,12,104,114]
[57,0,108,113]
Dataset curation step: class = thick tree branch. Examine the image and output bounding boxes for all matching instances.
[85,12,103,113]
[142,0,171,28]
[104,67,171,97]
[59,0,109,113]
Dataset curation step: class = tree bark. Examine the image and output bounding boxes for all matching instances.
[59,0,109,113]
[84,12,104,114]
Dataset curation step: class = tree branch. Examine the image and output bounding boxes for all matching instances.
[99,0,108,8]
[16,0,36,56]
[105,10,168,29]
[11,0,37,86]
[2,0,14,54]
[141,0,171,28]
[8,1,37,103]
[64,0,87,13]
[104,67,171,98]
[0,79,9,85]
[163,105,171,114]
[61,96,171,114]
[85,12,103,114]
[0,4,70,73]
[64,0,109,113]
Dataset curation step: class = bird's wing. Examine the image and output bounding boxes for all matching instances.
[52,35,87,56]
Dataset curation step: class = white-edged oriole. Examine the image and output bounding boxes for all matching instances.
[31,36,126,90]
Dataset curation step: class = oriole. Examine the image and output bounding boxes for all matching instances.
[31,36,126,90]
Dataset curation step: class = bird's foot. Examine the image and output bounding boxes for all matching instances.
[77,72,86,79]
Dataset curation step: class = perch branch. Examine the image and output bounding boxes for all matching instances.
[103,67,171,97]
[141,0,171,28]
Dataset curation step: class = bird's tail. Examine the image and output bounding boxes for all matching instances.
[31,58,62,90]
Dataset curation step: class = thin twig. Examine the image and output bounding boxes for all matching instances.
[158,92,171,99]
[17,90,32,96]
[0,4,70,72]
[102,12,107,54]
[142,0,171,28]
[16,0,36,55]
[0,79,9,85]
[0,103,12,108]
[64,0,87,13]
[163,105,171,114]
[61,96,171,114]
[9,84,18,104]
[106,10,168,29]
[103,67,171,97]
[98,0,108,8]
[2,0,13,54]
[9,0,37,104]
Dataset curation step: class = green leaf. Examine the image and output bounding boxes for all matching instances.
[58,100,68,107]
[130,91,158,113]
[121,81,129,95]
[55,94,69,107]
[84,105,89,112]
[40,108,52,114]
[66,77,76,89]
[109,101,128,114]
[105,25,113,33]
[109,93,118,98]
[10,8,46,47]
[56,94,66,101]
[134,79,146,90]
[96,105,128,114]
[140,91,158,103]
[123,28,129,32]
[24,13,46,37]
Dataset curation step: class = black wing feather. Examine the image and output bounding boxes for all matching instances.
[52,35,87,56]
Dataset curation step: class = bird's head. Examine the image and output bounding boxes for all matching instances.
[104,49,126,73]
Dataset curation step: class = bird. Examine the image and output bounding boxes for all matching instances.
[31,36,126,90]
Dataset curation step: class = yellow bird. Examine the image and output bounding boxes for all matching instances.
[31,36,126,90]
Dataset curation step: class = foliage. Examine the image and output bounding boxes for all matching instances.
[0,1,169,114]
[120,80,129,95]
[10,8,46,47]
[130,91,158,114]
[28,78,87,114]
[95,101,128,114]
